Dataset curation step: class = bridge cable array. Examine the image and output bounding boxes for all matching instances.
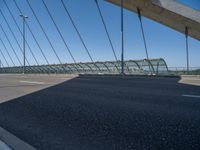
[41,0,80,73]
[11,0,56,73]
[94,0,120,73]
[0,9,31,66]
[0,0,151,74]
[0,37,15,66]
[60,0,102,72]
[0,53,5,68]
[25,0,69,72]
[0,23,23,66]
[0,48,9,67]
[0,9,39,66]
[0,0,164,74]
[0,0,122,73]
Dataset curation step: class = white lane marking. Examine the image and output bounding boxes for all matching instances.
[20,80,44,85]
[182,94,200,98]
[60,78,91,81]
[76,78,93,81]
[60,77,75,80]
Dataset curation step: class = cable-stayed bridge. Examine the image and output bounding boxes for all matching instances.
[0,1,200,149]
[0,0,199,75]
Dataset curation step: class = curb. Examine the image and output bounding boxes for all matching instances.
[0,127,37,150]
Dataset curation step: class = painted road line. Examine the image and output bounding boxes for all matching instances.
[76,78,93,81]
[182,94,200,98]
[20,81,44,85]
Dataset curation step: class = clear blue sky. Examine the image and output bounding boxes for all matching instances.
[0,0,199,68]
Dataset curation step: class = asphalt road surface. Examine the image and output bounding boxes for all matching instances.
[0,74,200,150]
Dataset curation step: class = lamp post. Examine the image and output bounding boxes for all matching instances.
[19,14,28,74]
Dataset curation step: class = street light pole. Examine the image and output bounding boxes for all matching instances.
[19,14,28,74]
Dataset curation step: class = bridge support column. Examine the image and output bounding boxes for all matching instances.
[185,27,189,74]
[121,0,125,75]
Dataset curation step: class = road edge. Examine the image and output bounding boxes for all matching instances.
[0,126,37,150]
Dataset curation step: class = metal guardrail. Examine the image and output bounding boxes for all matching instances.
[168,67,200,75]
[0,64,199,76]
[0,59,169,75]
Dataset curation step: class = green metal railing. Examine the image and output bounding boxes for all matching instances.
[0,58,169,75]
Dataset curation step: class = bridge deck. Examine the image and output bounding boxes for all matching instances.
[0,74,200,149]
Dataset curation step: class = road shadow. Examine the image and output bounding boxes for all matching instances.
[0,75,200,150]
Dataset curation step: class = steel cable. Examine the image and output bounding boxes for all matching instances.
[137,8,152,74]
[26,0,70,73]
[41,0,79,73]
[10,0,56,73]
[94,0,120,73]
[60,0,101,72]
[0,38,15,66]
[0,24,23,66]
[0,48,9,67]
[0,10,31,66]
[0,9,39,66]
